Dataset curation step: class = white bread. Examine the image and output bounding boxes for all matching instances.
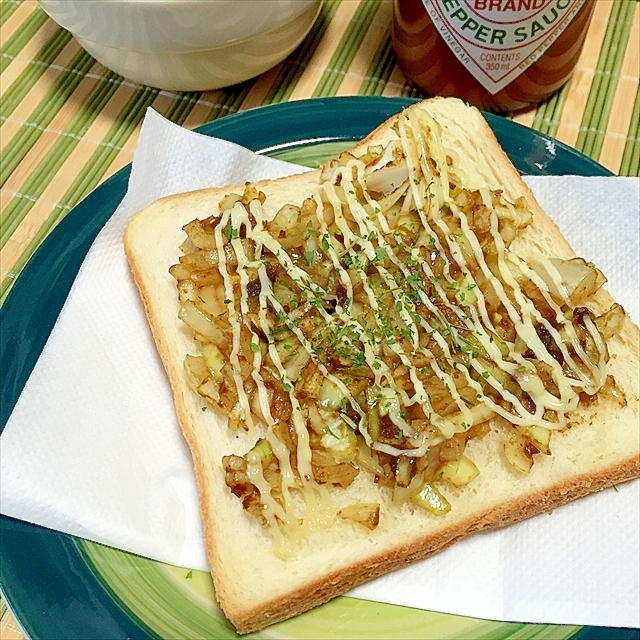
[124,97,640,634]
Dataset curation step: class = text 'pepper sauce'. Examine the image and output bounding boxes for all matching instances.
[392,0,596,112]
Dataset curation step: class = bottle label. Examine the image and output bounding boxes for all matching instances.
[421,0,587,94]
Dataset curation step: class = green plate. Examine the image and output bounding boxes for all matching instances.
[4,97,632,640]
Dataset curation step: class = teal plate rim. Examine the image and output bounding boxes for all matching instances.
[2,96,630,640]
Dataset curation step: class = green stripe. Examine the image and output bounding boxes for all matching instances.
[0,65,120,247]
[575,0,635,161]
[262,0,341,104]
[584,0,635,159]
[619,83,639,177]
[0,27,72,120]
[207,83,252,122]
[531,79,571,138]
[0,0,21,27]
[531,96,555,136]
[312,0,382,97]
[1,83,159,302]
[164,92,201,127]
[358,26,394,96]
[0,5,48,71]
[1,47,94,185]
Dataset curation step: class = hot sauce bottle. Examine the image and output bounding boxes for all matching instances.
[392,0,596,112]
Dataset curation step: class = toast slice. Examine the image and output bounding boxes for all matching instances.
[124,97,640,634]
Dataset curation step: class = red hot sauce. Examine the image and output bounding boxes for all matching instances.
[392,0,596,112]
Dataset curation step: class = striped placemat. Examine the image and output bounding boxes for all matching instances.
[0,0,638,635]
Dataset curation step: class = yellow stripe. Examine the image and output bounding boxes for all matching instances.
[289,0,360,101]
[0,599,23,640]
[0,116,22,153]
[102,146,136,183]
[512,110,536,129]
[240,64,283,112]
[381,64,411,98]
[1,191,68,281]
[336,1,391,96]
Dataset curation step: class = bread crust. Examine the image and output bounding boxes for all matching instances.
[229,455,640,633]
[124,97,640,634]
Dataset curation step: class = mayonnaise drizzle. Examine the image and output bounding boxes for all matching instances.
[190,104,608,536]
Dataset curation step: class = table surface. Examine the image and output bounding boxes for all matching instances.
[1,0,638,637]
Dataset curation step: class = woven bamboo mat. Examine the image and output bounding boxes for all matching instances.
[0,0,638,636]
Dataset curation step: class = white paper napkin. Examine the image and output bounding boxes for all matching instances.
[1,108,638,628]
